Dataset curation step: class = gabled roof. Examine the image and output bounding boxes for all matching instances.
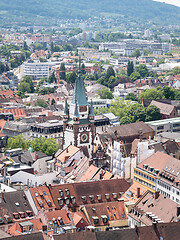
[137,151,177,173]
[29,186,56,211]
[150,100,175,115]
[0,109,26,119]
[0,190,34,221]
[0,120,6,134]
[107,121,154,139]
[45,209,72,225]
[2,232,47,240]
[7,218,43,236]
[49,179,130,210]
[122,182,147,203]
[56,145,80,164]
[129,191,178,225]
[83,201,127,227]
[78,165,100,182]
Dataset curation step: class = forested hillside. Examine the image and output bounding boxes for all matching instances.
[0,0,179,26]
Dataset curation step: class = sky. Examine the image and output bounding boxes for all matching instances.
[154,0,180,7]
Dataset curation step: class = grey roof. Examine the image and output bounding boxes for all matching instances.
[1,232,46,240]
[0,190,34,220]
[71,75,89,106]
[11,151,50,164]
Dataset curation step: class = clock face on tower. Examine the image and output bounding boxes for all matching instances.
[80,133,89,143]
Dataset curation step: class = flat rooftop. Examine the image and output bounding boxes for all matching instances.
[146,117,180,126]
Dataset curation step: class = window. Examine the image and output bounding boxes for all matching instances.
[92,216,99,224]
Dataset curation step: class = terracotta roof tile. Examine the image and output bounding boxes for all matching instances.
[49,179,130,210]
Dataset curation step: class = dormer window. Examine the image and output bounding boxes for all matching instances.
[19,212,25,218]
[89,195,94,202]
[4,215,12,223]
[59,190,63,197]
[57,198,63,206]
[71,196,76,204]
[65,188,70,196]
[26,211,33,217]
[13,212,19,219]
[47,199,52,206]
[101,215,108,223]
[81,196,86,203]
[92,216,99,225]
[112,193,117,199]
[64,197,69,205]
[149,167,154,172]
[105,193,110,200]
[39,200,43,207]
[97,194,101,201]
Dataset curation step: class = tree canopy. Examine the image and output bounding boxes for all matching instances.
[6,135,59,156]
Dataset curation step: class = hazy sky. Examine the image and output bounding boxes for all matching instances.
[154,0,180,7]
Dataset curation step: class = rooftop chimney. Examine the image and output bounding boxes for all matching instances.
[155,191,159,200]
[137,187,140,198]
[177,206,180,217]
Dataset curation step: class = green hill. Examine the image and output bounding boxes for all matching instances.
[0,0,180,26]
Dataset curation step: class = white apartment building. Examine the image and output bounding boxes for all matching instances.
[23,62,50,80]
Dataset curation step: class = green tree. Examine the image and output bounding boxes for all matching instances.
[66,71,77,83]
[51,99,55,105]
[0,62,5,73]
[18,82,31,94]
[139,88,165,102]
[23,41,28,51]
[161,86,175,100]
[34,98,48,108]
[133,49,141,58]
[127,61,134,76]
[125,93,138,101]
[143,49,151,56]
[96,88,113,99]
[145,105,161,121]
[106,66,115,80]
[60,63,66,80]
[48,72,57,83]
[21,76,34,93]
[120,116,132,125]
[31,137,59,156]
[137,64,148,78]
[81,63,86,74]
[50,42,54,53]
[6,135,28,150]
[130,72,141,81]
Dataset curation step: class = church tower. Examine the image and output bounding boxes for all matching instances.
[63,68,96,158]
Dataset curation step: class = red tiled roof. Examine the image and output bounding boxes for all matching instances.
[0,120,6,134]
[0,109,26,119]
[79,165,99,182]
[30,186,56,211]
[48,179,130,210]
[83,201,128,227]
[45,209,72,225]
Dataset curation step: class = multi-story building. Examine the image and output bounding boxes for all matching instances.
[30,120,63,145]
[146,117,180,136]
[23,62,50,80]
[133,151,180,196]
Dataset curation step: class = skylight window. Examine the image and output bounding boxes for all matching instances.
[35,192,38,197]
